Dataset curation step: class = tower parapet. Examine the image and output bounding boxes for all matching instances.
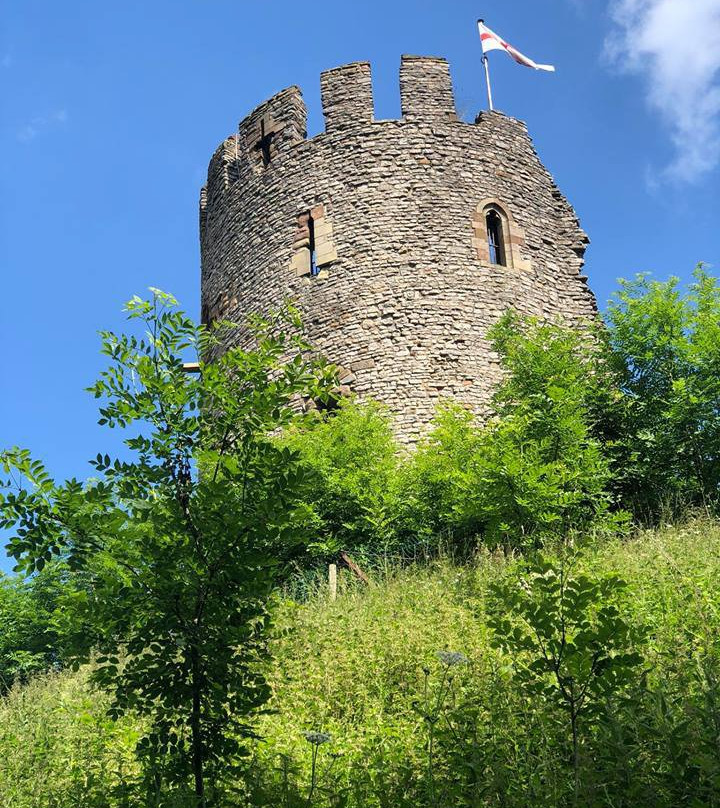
[200,55,596,442]
[399,55,457,121]
[320,62,374,131]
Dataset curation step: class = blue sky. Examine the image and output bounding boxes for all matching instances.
[1,0,719,570]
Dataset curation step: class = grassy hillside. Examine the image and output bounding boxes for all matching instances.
[2,520,720,807]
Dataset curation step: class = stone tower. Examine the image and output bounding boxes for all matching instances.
[200,56,596,442]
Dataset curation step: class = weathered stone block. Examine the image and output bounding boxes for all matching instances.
[351,358,376,371]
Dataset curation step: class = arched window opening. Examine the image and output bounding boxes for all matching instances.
[472,199,529,270]
[486,208,506,266]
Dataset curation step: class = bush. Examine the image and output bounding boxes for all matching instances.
[400,313,622,552]
[0,562,70,691]
[280,400,403,559]
[603,265,720,521]
[478,312,622,549]
[488,552,645,804]
[396,403,483,548]
[400,263,720,545]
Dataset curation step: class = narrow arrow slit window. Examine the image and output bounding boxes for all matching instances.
[308,211,318,276]
[289,204,338,277]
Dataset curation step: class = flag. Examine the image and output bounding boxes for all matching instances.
[477,20,556,72]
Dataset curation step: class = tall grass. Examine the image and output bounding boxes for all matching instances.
[2,520,720,806]
[246,519,720,806]
[0,669,138,808]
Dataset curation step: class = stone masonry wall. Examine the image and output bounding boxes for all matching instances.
[200,55,597,442]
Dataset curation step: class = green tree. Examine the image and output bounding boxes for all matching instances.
[398,403,484,548]
[0,290,336,805]
[280,399,401,559]
[0,563,69,691]
[473,312,620,550]
[604,265,720,520]
[479,312,623,550]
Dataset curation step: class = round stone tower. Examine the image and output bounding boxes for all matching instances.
[200,55,596,441]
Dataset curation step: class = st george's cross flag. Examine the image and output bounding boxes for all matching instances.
[477,20,556,72]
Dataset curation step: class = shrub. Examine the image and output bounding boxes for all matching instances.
[401,313,622,552]
[396,403,483,549]
[0,562,70,691]
[479,311,622,549]
[280,400,403,559]
[488,553,645,805]
[603,265,720,521]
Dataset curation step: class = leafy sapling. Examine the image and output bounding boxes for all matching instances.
[412,650,468,806]
[489,553,644,805]
[0,290,337,806]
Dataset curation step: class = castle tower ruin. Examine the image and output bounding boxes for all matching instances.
[200,56,597,441]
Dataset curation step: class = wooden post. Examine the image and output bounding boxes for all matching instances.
[328,563,337,601]
[339,551,370,585]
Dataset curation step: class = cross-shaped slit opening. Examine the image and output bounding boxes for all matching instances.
[254,119,275,168]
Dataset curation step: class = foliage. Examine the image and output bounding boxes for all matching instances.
[0,668,139,808]
[280,400,401,559]
[396,403,483,547]
[489,553,644,804]
[399,314,621,552]
[603,265,720,521]
[398,266,720,540]
[4,521,720,806]
[478,312,622,549]
[413,651,469,806]
[0,290,336,805]
[0,562,70,691]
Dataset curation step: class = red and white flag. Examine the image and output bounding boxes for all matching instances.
[477,20,556,72]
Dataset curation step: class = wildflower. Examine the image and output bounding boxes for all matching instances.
[303,731,332,745]
[436,650,468,667]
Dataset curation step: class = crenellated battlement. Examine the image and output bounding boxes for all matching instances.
[399,55,456,121]
[239,85,307,170]
[200,55,597,442]
[320,61,374,131]
[209,55,537,199]
[231,55,458,155]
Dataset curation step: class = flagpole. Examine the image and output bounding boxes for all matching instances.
[482,55,494,111]
[478,19,494,111]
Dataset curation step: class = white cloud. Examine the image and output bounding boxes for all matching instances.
[607,0,720,182]
[16,109,68,143]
